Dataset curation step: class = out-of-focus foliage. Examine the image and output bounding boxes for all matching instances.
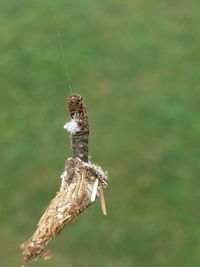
[0,0,200,266]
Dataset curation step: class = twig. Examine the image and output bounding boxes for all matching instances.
[21,94,108,262]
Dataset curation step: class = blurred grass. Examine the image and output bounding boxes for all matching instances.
[0,0,200,266]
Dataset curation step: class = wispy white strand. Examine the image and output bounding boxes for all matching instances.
[57,28,73,94]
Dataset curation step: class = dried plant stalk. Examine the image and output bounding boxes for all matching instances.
[21,157,108,262]
[21,94,108,262]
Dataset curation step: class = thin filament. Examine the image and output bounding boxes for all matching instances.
[57,29,73,94]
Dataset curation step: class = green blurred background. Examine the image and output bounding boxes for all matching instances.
[0,0,200,266]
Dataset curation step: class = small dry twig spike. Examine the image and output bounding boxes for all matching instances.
[21,94,108,263]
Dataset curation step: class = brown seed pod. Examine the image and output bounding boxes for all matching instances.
[67,94,89,162]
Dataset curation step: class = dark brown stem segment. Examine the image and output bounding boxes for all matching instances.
[67,94,89,162]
